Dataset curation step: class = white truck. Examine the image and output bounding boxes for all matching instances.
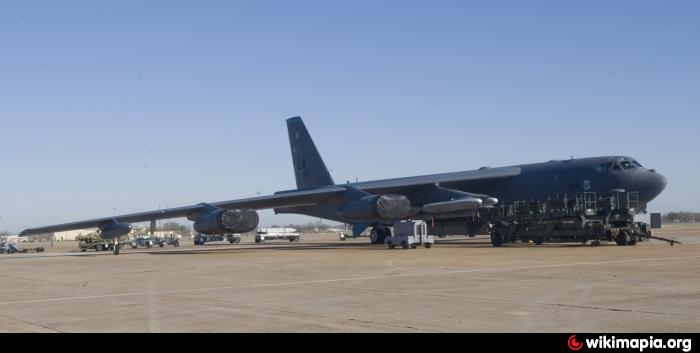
[385,221,434,249]
[255,228,301,243]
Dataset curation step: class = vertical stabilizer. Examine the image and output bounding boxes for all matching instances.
[286,117,335,190]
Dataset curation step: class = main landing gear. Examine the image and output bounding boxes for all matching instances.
[369,227,391,245]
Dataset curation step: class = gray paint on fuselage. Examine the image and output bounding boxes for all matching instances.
[276,156,667,223]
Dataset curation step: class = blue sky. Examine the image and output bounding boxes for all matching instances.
[1,1,698,232]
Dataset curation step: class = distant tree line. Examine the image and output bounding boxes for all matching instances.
[662,212,700,223]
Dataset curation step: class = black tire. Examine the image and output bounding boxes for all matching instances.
[410,244,417,249]
[616,229,631,246]
[132,245,137,249]
[113,246,120,255]
[387,241,395,249]
[401,241,409,249]
[628,236,638,246]
[424,243,432,248]
[80,248,86,252]
[382,228,392,240]
[159,243,164,248]
[534,238,544,245]
[370,229,382,244]
[491,231,503,247]
[146,243,152,249]
[95,245,102,252]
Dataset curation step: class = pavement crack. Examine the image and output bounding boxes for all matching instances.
[0,312,64,333]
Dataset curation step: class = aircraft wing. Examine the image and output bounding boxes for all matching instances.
[351,166,521,195]
[19,186,346,237]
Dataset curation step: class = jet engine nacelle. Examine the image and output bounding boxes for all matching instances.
[99,220,132,239]
[193,208,259,235]
[336,194,412,221]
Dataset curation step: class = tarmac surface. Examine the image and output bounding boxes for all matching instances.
[0,224,698,332]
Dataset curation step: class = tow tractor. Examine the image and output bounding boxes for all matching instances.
[384,221,434,249]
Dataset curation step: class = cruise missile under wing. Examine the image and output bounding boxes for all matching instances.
[19,187,346,237]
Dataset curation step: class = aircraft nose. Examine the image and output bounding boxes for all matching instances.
[644,171,667,201]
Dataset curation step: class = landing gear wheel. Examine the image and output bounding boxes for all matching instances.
[424,243,432,248]
[410,244,417,249]
[401,241,409,249]
[387,241,395,249]
[382,228,392,238]
[490,230,503,247]
[370,228,385,244]
[616,229,631,246]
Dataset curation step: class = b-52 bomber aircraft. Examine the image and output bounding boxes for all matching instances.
[21,117,668,254]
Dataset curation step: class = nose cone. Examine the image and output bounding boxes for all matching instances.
[641,171,667,202]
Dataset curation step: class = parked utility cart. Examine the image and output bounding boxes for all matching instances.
[1,242,45,254]
[131,236,155,249]
[156,235,181,248]
[385,221,434,249]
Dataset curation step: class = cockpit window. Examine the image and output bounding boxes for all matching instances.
[599,159,642,171]
[620,160,634,169]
